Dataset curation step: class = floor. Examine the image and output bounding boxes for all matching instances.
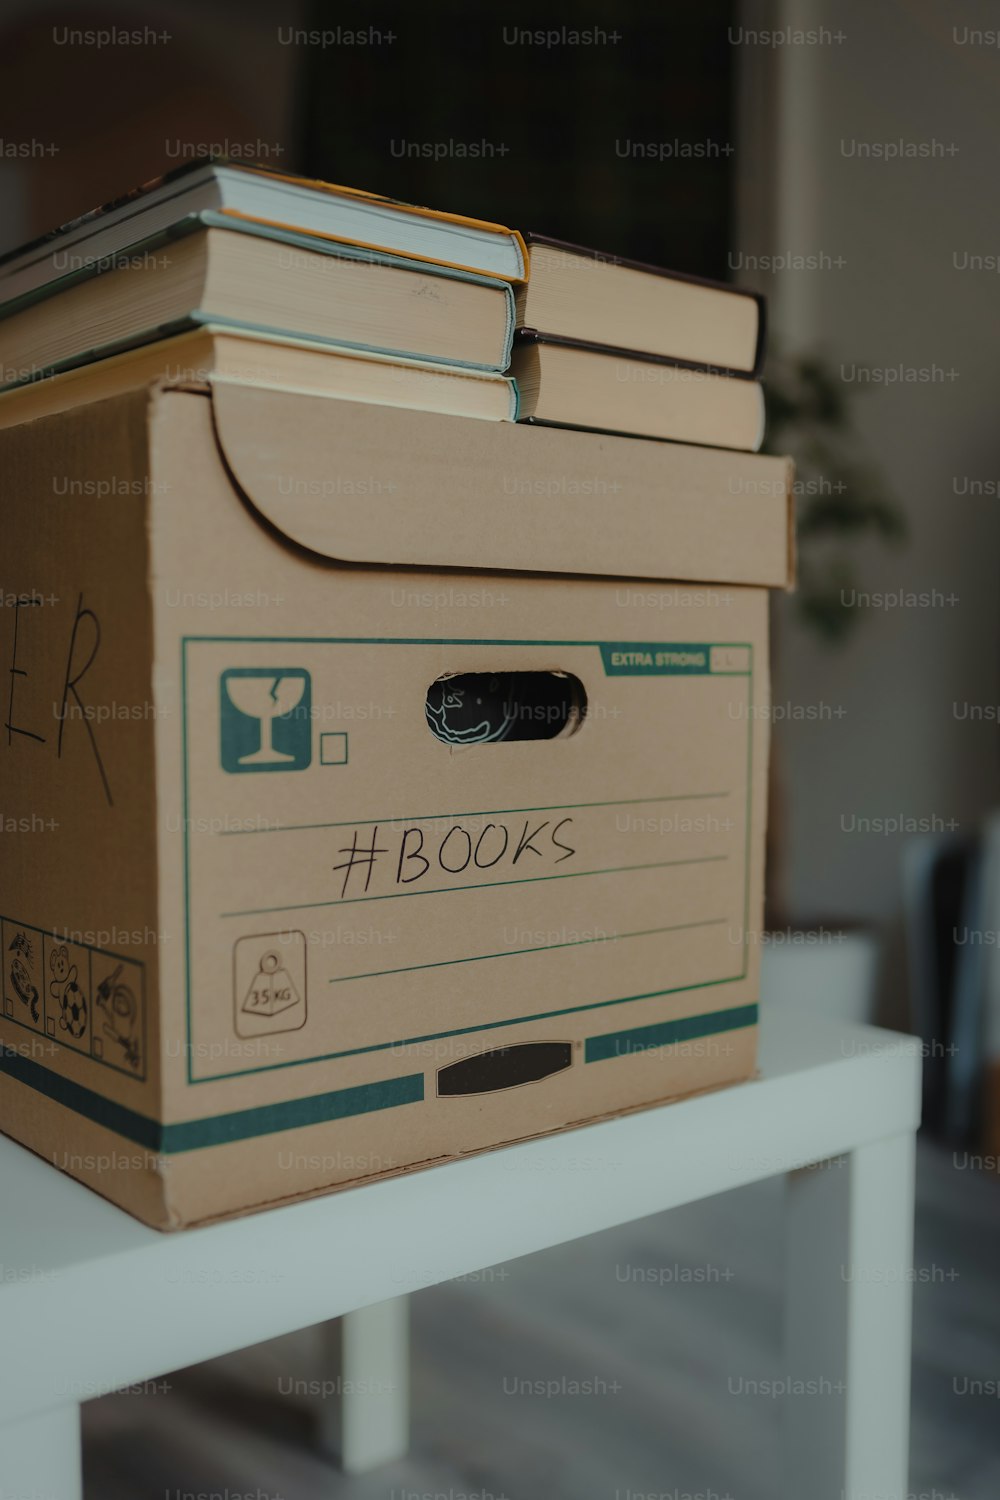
[83,1138,1000,1500]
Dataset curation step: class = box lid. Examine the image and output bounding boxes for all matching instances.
[205,380,794,587]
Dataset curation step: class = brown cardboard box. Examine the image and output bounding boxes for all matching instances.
[0,380,793,1227]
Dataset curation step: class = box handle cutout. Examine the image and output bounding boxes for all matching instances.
[437,1042,573,1096]
[425,671,585,745]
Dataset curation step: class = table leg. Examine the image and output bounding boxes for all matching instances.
[783,1132,915,1500]
[0,1404,81,1500]
[317,1295,410,1474]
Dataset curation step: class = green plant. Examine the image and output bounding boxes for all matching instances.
[763,353,906,642]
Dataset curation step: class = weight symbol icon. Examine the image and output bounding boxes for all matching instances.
[243,950,300,1019]
[233,932,307,1038]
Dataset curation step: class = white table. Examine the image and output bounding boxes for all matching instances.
[0,1007,921,1500]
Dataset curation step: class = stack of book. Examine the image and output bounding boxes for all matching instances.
[0,161,764,452]
[512,235,763,450]
[0,162,525,425]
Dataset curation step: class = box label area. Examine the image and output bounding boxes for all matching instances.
[181,638,755,1083]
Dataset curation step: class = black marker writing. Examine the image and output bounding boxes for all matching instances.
[513,819,549,863]
[551,817,576,863]
[57,592,112,806]
[334,825,387,898]
[6,596,45,747]
[397,827,429,885]
[473,823,509,869]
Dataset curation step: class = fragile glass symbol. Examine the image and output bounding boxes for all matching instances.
[224,674,306,765]
[243,951,300,1018]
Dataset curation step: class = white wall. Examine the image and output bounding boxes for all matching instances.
[738,0,1000,924]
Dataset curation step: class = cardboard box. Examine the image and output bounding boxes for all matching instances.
[0,381,793,1227]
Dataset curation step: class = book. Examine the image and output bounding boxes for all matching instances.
[0,220,515,386]
[0,159,527,303]
[515,234,764,376]
[0,325,518,430]
[511,332,764,451]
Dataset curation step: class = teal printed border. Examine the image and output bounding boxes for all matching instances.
[182,638,755,1085]
[0,1000,756,1154]
[585,1003,759,1063]
[0,1041,422,1154]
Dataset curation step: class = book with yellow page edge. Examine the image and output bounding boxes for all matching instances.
[0,158,527,304]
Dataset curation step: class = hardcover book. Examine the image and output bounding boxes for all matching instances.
[516,234,764,376]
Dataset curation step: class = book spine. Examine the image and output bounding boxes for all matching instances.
[515,327,763,384]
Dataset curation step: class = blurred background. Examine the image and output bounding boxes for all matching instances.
[1,1,998,1496]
